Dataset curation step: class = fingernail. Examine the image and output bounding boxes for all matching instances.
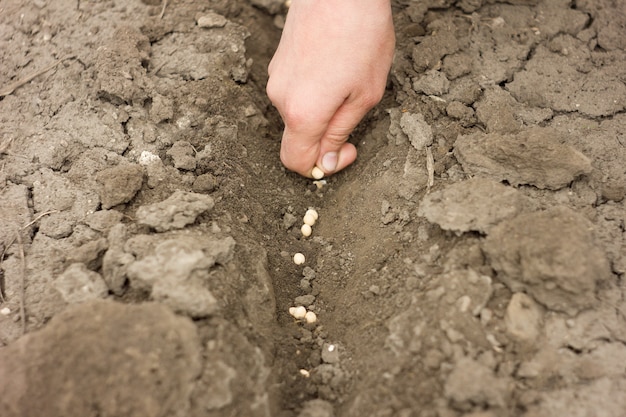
[322,152,338,172]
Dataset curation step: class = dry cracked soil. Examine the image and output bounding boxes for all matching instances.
[0,0,625,416]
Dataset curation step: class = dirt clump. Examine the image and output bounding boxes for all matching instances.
[0,0,624,416]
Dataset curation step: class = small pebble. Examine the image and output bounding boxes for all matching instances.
[457,295,472,313]
[295,294,316,306]
[138,150,161,166]
[300,327,313,340]
[299,369,310,377]
[293,252,306,265]
[311,166,325,180]
[197,12,228,28]
[303,267,316,279]
[273,14,285,30]
[301,223,312,237]
[304,311,317,324]
[0,307,10,315]
[480,308,493,326]
[300,279,312,292]
[283,212,297,229]
[321,343,340,363]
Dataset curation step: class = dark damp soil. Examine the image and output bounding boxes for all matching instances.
[0,1,625,416]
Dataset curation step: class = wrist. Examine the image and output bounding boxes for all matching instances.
[292,0,392,18]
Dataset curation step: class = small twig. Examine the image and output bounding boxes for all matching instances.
[15,230,26,335]
[151,60,168,75]
[426,146,435,192]
[0,210,56,328]
[159,0,168,19]
[0,137,27,160]
[0,137,13,155]
[0,56,75,98]
[0,246,5,303]
[0,237,16,262]
[22,210,59,230]
[0,236,16,305]
[151,47,179,75]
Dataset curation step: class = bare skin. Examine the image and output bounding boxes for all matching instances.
[267,0,395,177]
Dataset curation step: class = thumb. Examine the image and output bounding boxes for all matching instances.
[317,142,357,176]
[316,100,369,174]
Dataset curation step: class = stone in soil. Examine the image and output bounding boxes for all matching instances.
[387,108,433,150]
[53,263,109,304]
[522,377,626,417]
[135,190,214,232]
[84,209,124,233]
[102,224,135,294]
[294,294,316,307]
[321,343,340,364]
[505,293,544,344]
[298,399,335,417]
[167,140,196,171]
[95,26,152,105]
[455,127,592,190]
[197,11,229,28]
[411,20,461,72]
[507,36,626,117]
[444,356,513,411]
[483,206,612,315]
[418,177,533,234]
[0,300,201,417]
[96,163,144,209]
[126,235,235,318]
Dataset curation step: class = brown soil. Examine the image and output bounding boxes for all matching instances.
[0,0,624,416]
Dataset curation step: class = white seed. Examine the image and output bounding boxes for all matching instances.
[293,252,306,265]
[0,307,10,315]
[304,311,317,324]
[457,295,471,313]
[289,306,307,319]
[303,213,316,226]
[285,0,292,8]
[301,223,312,237]
[311,166,325,180]
[299,369,310,377]
[313,180,327,190]
[305,208,319,221]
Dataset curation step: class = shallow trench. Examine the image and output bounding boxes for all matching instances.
[0,1,625,416]
[240,9,377,412]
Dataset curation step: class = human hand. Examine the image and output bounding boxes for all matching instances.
[266,0,395,177]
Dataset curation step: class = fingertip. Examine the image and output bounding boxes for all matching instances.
[321,151,338,173]
[280,146,314,178]
[335,142,357,173]
[318,142,357,175]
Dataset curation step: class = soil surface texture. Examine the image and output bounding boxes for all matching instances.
[1,0,625,416]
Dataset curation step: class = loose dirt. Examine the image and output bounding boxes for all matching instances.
[0,0,624,416]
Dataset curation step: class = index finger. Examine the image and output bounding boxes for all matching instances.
[279,122,324,178]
